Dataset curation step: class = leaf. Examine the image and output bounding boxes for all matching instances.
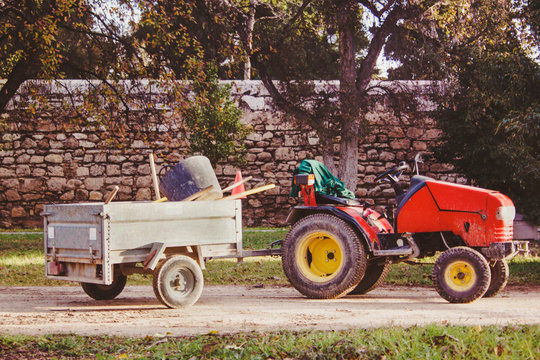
[494,345,505,356]
[201,342,219,354]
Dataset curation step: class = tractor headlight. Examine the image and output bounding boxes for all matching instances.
[496,206,515,222]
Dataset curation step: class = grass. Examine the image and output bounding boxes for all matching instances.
[1,229,539,287]
[0,325,538,359]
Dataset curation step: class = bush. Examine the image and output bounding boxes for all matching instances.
[183,64,249,165]
[436,46,540,222]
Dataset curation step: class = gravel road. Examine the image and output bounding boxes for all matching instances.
[1,285,539,337]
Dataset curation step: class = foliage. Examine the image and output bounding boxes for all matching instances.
[383,0,540,221]
[0,1,250,165]
[520,0,540,47]
[182,65,249,165]
[231,1,437,190]
[246,0,346,80]
[0,325,539,359]
[134,0,243,79]
[0,0,135,110]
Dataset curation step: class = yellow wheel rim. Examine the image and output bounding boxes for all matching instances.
[444,260,476,292]
[296,231,343,282]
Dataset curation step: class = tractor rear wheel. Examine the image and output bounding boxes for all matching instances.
[348,260,391,295]
[282,214,367,299]
[432,247,491,303]
[483,259,509,298]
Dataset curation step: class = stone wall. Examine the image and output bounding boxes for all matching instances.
[0,80,460,228]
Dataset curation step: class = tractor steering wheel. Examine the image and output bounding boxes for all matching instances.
[374,161,409,184]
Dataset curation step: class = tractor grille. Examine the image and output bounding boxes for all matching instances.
[493,225,513,242]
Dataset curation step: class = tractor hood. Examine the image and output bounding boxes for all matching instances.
[396,176,515,246]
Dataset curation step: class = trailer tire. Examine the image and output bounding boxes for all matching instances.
[432,247,491,303]
[483,259,509,298]
[81,267,127,300]
[153,255,204,308]
[282,214,367,299]
[348,260,391,295]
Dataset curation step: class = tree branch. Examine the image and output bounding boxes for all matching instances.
[0,56,36,114]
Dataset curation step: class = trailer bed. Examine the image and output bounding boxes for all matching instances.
[43,200,242,285]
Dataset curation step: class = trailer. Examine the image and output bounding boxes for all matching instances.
[43,199,278,308]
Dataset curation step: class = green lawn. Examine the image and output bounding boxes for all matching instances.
[1,229,539,287]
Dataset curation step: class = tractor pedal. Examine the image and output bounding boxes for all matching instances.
[372,246,413,256]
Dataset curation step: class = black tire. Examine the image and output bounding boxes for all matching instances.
[81,267,127,300]
[432,247,491,303]
[153,255,204,308]
[282,214,367,299]
[348,260,391,295]
[483,259,509,298]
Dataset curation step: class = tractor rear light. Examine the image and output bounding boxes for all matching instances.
[496,206,515,222]
[294,174,315,186]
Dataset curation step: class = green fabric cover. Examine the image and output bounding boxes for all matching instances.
[290,159,355,199]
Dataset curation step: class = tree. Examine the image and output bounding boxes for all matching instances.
[0,0,249,164]
[1,0,93,111]
[0,0,146,115]
[229,0,433,190]
[432,2,540,222]
[182,64,249,165]
[382,0,540,221]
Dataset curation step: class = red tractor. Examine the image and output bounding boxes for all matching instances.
[282,154,522,303]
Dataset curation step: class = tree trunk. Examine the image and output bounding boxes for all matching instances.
[336,1,359,192]
[319,133,337,175]
[243,0,256,80]
[0,57,33,114]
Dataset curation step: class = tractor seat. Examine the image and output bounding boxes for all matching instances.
[315,193,362,206]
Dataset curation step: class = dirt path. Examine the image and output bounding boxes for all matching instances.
[1,285,539,337]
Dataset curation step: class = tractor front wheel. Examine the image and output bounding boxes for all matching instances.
[432,247,491,303]
[282,214,367,299]
[483,259,509,298]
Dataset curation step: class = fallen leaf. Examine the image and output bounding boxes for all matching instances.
[202,342,219,354]
[225,344,242,350]
[494,345,504,356]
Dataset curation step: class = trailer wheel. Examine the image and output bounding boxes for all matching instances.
[483,259,509,298]
[348,260,391,295]
[81,267,127,300]
[282,214,367,299]
[432,247,491,303]
[153,255,204,308]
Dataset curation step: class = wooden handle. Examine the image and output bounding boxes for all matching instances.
[104,186,119,204]
[220,184,275,200]
[149,153,160,201]
[182,185,214,201]
[222,176,253,192]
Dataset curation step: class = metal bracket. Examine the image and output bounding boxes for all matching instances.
[143,242,166,271]
[51,242,57,262]
[89,245,95,262]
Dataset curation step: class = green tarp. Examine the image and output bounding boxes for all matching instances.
[290,159,355,199]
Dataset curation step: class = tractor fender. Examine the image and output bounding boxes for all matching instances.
[286,206,377,252]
